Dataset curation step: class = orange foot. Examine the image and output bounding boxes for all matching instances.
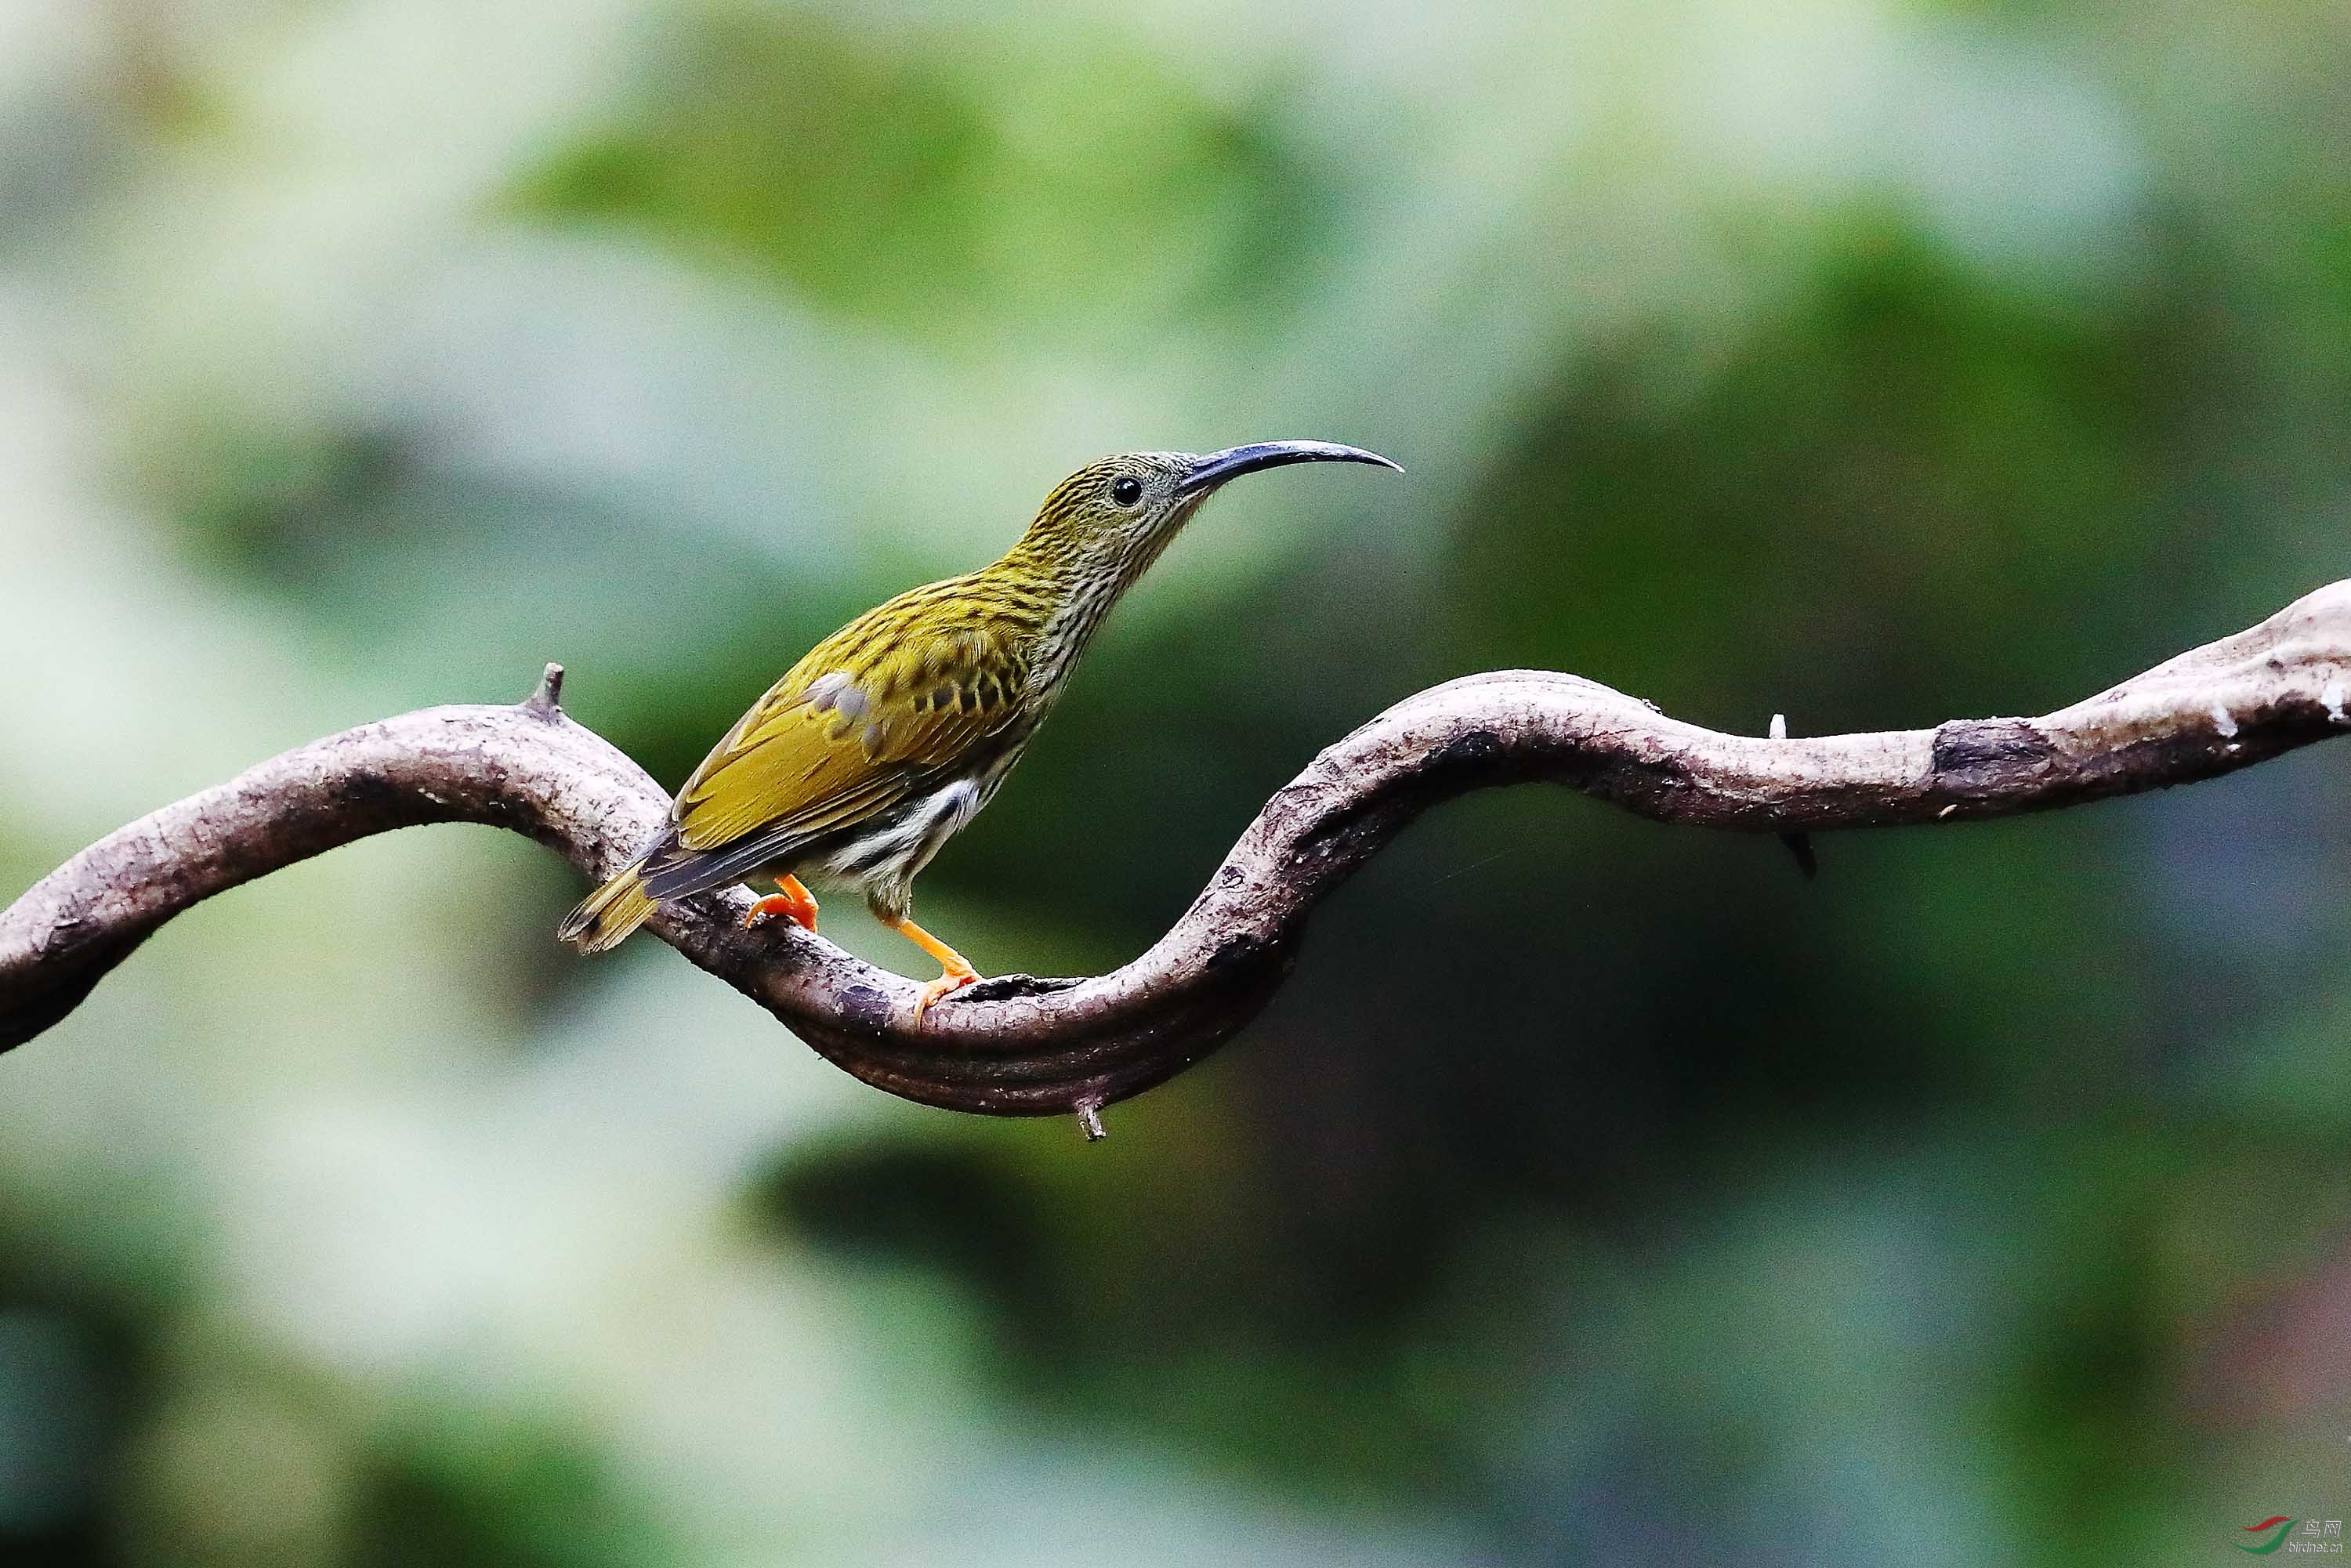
[742,875,820,933]
[886,914,981,1023]
[913,965,980,1022]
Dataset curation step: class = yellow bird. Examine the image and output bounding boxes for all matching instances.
[558,441,1399,1017]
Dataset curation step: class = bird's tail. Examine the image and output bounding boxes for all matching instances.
[557,861,660,954]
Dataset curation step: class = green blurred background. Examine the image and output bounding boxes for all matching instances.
[3,0,2349,1563]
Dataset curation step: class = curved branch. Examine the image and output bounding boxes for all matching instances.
[5,583,2349,1131]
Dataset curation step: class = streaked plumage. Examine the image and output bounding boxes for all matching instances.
[559,440,1399,1018]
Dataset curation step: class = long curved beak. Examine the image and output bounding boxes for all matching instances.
[1176,440,1402,498]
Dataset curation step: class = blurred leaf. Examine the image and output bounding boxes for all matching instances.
[509,9,1324,340]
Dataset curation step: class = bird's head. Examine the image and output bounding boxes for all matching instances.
[1015,440,1400,589]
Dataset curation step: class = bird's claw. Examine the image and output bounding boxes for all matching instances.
[911,968,980,1023]
[743,893,819,933]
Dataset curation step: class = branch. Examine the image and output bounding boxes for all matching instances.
[5,585,2349,1134]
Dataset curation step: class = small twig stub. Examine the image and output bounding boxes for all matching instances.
[1769,712,1819,879]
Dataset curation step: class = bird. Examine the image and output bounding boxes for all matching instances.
[558,440,1400,1019]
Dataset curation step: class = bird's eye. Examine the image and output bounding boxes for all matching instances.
[1110,476,1143,507]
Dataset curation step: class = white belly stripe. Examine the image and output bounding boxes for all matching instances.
[819,778,983,885]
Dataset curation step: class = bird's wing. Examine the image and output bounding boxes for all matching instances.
[668,596,1034,856]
